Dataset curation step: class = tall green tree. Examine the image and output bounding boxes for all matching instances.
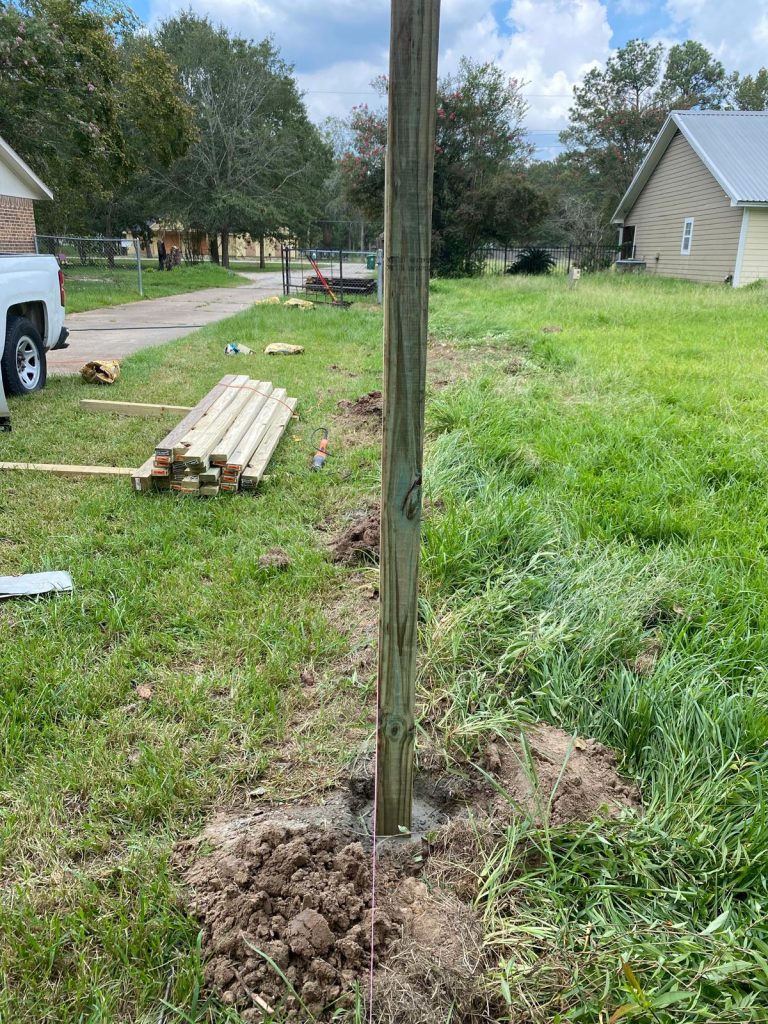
[155,13,331,266]
[340,59,546,276]
[659,40,729,109]
[561,38,734,220]
[0,0,195,232]
[730,68,768,109]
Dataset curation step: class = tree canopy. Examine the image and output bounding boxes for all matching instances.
[0,0,195,232]
[340,58,547,275]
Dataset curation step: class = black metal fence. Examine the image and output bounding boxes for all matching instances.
[478,243,620,275]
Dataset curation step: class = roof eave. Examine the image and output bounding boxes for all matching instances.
[0,135,53,201]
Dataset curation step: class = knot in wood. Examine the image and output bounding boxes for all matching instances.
[402,475,422,519]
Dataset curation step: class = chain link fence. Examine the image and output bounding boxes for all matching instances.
[281,247,381,304]
[35,235,143,296]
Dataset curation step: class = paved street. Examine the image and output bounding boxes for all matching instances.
[48,271,284,374]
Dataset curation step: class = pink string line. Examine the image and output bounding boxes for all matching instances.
[368,672,380,1023]
[222,380,298,417]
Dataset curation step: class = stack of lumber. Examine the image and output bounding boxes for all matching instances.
[132,375,297,495]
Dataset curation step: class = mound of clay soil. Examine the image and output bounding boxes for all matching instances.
[177,726,640,1022]
[177,808,424,1021]
[329,508,380,565]
[337,390,382,420]
[483,723,640,826]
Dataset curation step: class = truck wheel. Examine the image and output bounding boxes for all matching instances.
[1,317,47,395]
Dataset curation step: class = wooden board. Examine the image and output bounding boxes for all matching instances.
[80,400,193,418]
[169,374,249,459]
[226,389,288,473]
[132,374,237,492]
[0,462,136,478]
[210,383,273,465]
[181,381,255,467]
[241,398,297,489]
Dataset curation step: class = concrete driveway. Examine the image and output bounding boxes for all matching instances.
[48,271,285,374]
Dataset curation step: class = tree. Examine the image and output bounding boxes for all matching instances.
[154,13,331,266]
[0,0,195,233]
[561,38,733,219]
[659,41,729,110]
[340,59,546,276]
[730,68,768,110]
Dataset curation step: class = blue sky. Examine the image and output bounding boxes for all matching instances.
[129,0,768,159]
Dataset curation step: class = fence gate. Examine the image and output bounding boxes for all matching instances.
[281,246,381,304]
[35,234,143,296]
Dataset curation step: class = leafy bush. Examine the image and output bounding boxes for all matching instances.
[506,246,556,276]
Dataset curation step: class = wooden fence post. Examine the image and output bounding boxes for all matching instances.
[375,0,441,837]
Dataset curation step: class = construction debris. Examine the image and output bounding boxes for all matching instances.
[255,295,281,305]
[283,298,314,310]
[224,343,253,356]
[0,462,136,478]
[81,360,121,385]
[0,571,73,600]
[265,343,304,355]
[132,375,297,496]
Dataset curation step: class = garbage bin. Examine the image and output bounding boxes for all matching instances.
[366,253,376,270]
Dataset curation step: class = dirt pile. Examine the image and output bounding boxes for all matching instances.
[483,723,641,826]
[178,809,440,1021]
[337,390,382,421]
[329,508,380,565]
[178,726,640,1022]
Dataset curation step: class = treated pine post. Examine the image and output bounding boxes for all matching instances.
[375,0,441,837]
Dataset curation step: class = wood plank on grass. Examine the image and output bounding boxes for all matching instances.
[80,400,193,417]
[169,374,249,460]
[0,462,136,477]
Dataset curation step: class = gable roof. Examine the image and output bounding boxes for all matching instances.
[612,110,768,224]
[0,134,53,201]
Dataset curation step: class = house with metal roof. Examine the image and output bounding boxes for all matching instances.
[0,134,53,254]
[612,110,768,287]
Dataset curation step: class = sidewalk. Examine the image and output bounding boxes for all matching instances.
[48,271,284,374]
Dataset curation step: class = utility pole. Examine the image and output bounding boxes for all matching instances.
[375,0,441,837]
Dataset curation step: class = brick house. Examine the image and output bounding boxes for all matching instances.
[0,134,53,253]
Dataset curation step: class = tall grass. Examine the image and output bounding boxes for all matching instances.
[417,274,768,1021]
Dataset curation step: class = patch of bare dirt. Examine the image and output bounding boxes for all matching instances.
[541,325,563,334]
[259,548,291,570]
[482,723,640,826]
[328,508,380,565]
[336,390,382,421]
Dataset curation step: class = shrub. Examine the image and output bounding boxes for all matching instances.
[506,246,556,276]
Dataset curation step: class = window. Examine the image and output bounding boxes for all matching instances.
[621,225,636,260]
[681,217,694,256]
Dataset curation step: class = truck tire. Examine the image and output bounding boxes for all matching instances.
[1,317,47,395]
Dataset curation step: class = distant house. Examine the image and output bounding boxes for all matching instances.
[612,111,768,287]
[0,134,52,253]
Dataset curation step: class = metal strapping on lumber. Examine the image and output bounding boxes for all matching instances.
[133,375,297,496]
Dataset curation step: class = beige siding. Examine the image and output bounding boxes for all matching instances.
[738,209,768,285]
[625,131,742,284]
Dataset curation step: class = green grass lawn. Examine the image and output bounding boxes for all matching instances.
[2,272,768,1022]
[64,263,254,314]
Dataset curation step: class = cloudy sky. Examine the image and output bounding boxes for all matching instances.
[131,0,768,159]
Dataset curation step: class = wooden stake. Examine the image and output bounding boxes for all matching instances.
[376,0,441,836]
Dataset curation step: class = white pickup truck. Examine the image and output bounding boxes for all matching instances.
[0,253,68,429]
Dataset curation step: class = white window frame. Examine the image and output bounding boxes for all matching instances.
[680,217,694,256]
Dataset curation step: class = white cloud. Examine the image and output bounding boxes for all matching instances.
[147,0,615,154]
[661,0,768,70]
